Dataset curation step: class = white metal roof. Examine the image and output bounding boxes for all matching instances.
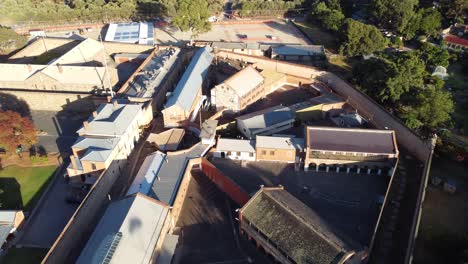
[223,66,264,97]
[216,138,256,153]
[126,151,166,196]
[256,135,304,150]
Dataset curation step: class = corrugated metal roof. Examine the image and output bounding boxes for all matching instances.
[0,224,12,246]
[256,135,304,150]
[241,188,359,264]
[272,45,325,56]
[150,143,209,205]
[72,137,119,151]
[307,126,396,154]
[77,194,169,264]
[0,211,17,223]
[216,138,256,153]
[127,151,166,196]
[236,105,295,135]
[223,66,264,97]
[164,47,213,112]
[77,103,143,136]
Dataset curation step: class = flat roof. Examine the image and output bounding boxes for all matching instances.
[164,46,213,112]
[147,129,185,151]
[307,126,397,154]
[272,45,325,56]
[241,187,359,264]
[236,105,295,134]
[256,135,304,151]
[77,194,169,264]
[216,138,256,153]
[105,22,154,45]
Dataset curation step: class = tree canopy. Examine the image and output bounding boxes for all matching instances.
[0,111,37,152]
[310,0,344,31]
[420,43,450,68]
[401,8,442,39]
[237,0,303,17]
[172,0,211,35]
[339,19,387,57]
[0,27,27,55]
[371,0,418,33]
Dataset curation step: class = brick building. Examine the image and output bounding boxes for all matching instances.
[304,126,399,175]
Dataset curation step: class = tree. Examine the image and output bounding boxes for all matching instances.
[172,0,211,35]
[0,27,27,55]
[310,1,344,31]
[0,111,37,152]
[401,85,454,130]
[420,43,450,68]
[440,0,468,23]
[371,0,418,32]
[339,19,387,57]
[353,51,426,103]
[419,8,442,37]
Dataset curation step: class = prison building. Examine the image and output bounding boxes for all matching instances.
[213,138,256,161]
[210,65,265,112]
[304,126,399,175]
[236,105,296,139]
[255,135,304,163]
[162,47,213,127]
[239,187,365,264]
[270,45,326,63]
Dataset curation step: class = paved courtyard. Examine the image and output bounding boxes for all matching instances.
[209,158,390,246]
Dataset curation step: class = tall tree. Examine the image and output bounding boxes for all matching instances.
[172,0,211,35]
[339,19,387,57]
[440,0,468,23]
[310,0,344,31]
[0,111,37,152]
[420,43,450,68]
[371,0,418,32]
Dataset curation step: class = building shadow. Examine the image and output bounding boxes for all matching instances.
[0,177,23,210]
[23,167,59,211]
[6,39,81,64]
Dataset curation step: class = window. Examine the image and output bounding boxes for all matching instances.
[237,152,241,156]
[91,163,97,170]
[270,150,275,156]
[227,151,232,156]
[249,152,254,157]
[262,150,266,155]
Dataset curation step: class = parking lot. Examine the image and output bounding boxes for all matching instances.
[155,20,310,45]
[209,158,389,246]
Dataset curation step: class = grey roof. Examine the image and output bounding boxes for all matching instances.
[216,138,256,153]
[164,47,213,112]
[332,113,367,127]
[77,194,169,264]
[256,135,304,151]
[307,126,396,154]
[72,137,119,151]
[222,65,264,97]
[81,147,114,162]
[77,103,143,136]
[150,143,209,205]
[272,45,325,56]
[126,151,166,196]
[241,188,359,264]
[0,211,17,246]
[210,41,271,51]
[125,48,180,98]
[236,105,295,134]
[199,120,218,140]
[157,234,179,264]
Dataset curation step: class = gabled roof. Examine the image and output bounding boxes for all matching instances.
[72,137,120,151]
[221,65,264,97]
[81,147,114,162]
[50,38,104,66]
[444,34,468,47]
[236,105,295,134]
[77,194,169,264]
[77,103,143,136]
[164,46,213,112]
[307,126,397,154]
[216,138,256,153]
[127,151,166,196]
[241,187,359,264]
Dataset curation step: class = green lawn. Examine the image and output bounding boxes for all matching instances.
[2,247,49,264]
[292,21,340,51]
[0,166,56,211]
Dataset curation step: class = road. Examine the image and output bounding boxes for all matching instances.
[17,163,78,248]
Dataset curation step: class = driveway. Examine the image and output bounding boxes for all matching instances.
[18,163,78,248]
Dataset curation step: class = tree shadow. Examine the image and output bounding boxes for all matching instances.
[0,92,31,117]
[0,177,23,209]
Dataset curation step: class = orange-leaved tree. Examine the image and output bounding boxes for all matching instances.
[0,110,37,152]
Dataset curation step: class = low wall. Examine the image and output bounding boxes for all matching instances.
[215,51,432,162]
[42,159,127,264]
[0,90,96,112]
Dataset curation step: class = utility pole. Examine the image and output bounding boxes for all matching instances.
[99,31,114,98]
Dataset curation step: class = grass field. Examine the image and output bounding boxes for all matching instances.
[292,21,340,51]
[0,166,56,211]
[2,247,48,264]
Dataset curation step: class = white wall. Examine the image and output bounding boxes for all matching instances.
[213,151,256,161]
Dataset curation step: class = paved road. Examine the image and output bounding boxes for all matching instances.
[18,163,78,248]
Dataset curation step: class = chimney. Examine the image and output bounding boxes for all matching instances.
[27,64,32,72]
[113,100,118,109]
[106,96,112,103]
[70,155,77,170]
[92,111,98,118]
[83,121,89,130]
[57,64,63,74]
